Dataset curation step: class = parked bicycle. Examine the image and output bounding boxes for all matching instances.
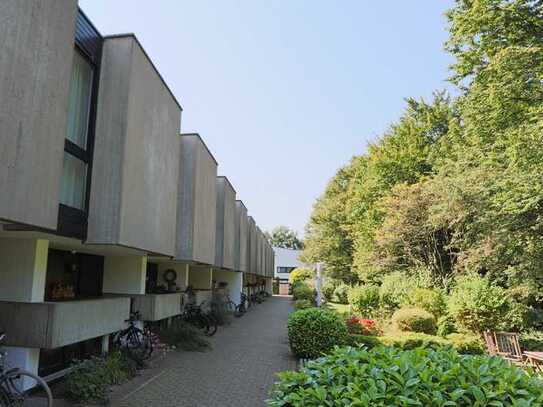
[113,311,154,365]
[179,303,218,336]
[0,332,53,407]
[234,293,247,317]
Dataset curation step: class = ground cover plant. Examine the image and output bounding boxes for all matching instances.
[268,346,543,406]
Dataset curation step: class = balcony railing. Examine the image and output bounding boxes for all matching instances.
[131,293,182,321]
[0,296,130,349]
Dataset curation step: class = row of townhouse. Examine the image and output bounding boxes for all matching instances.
[0,2,275,379]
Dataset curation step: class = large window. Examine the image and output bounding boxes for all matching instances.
[60,49,93,210]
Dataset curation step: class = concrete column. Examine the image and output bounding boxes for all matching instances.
[102,256,147,295]
[101,334,110,355]
[265,278,273,295]
[0,238,49,379]
[213,269,243,305]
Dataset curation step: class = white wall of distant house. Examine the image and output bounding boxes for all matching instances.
[273,247,303,282]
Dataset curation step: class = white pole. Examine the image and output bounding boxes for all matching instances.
[316,263,323,307]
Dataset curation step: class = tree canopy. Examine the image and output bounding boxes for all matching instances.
[266,226,304,250]
[303,0,543,319]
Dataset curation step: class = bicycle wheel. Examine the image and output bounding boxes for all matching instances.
[1,369,53,407]
[202,315,218,337]
[127,330,153,362]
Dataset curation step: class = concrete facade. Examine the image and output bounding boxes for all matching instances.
[176,134,217,265]
[234,201,248,272]
[214,177,236,270]
[248,217,257,275]
[88,35,182,256]
[274,247,304,282]
[0,0,78,230]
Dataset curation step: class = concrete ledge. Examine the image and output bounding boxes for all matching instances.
[131,293,182,321]
[0,296,130,349]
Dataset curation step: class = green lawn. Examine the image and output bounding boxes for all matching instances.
[324,302,351,316]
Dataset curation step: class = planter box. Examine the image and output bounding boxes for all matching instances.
[0,296,130,349]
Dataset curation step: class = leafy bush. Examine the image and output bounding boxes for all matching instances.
[287,308,348,359]
[448,275,524,333]
[348,285,380,316]
[288,268,314,285]
[292,283,315,302]
[520,330,543,352]
[159,319,211,352]
[391,307,437,335]
[347,332,485,355]
[402,287,446,318]
[293,299,313,310]
[267,346,543,406]
[379,272,418,311]
[332,283,350,304]
[321,279,338,302]
[437,314,457,337]
[66,352,137,404]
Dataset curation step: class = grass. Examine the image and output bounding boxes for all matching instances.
[323,302,351,316]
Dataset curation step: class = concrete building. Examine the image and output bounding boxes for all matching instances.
[0,3,273,382]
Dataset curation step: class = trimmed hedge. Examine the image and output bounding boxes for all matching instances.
[346,332,485,355]
[287,308,348,359]
[292,284,315,302]
[293,299,313,310]
[268,346,543,406]
[392,307,437,335]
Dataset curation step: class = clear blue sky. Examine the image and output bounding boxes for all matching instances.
[80,0,455,236]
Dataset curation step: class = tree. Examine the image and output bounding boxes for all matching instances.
[266,226,303,250]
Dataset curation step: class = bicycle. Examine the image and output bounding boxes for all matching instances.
[113,311,154,365]
[234,293,247,317]
[180,302,218,336]
[0,332,53,407]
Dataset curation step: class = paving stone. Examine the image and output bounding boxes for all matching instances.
[116,296,296,407]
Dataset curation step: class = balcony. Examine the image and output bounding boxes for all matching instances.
[0,296,130,349]
[131,293,182,321]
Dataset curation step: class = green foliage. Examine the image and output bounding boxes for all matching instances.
[321,279,337,302]
[347,332,484,355]
[348,285,380,316]
[288,268,314,285]
[402,287,446,318]
[378,272,418,311]
[268,346,543,406]
[292,283,315,302]
[159,319,212,352]
[287,308,348,359]
[520,330,543,352]
[66,352,137,404]
[332,283,350,304]
[293,299,313,310]
[391,307,437,335]
[266,226,303,250]
[437,314,457,337]
[448,275,528,334]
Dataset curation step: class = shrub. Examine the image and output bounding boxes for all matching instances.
[288,268,314,285]
[66,352,137,404]
[402,287,446,318]
[293,299,313,310]
[391,307,437,335]
[268,346,543,406]
[520,330,543,352]
[348,285,380,316]
[292,283,315,302]
[345,316,379,336]
[379,272,418,311]
[332,283,350,304]
[287,308,348,359]
[448,275,520,333]
[346,332,485,355]
[159,319,212,352]
[437,314,457,337]
[321,279,337,302]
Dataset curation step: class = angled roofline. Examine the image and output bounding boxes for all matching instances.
[180,133,218,166]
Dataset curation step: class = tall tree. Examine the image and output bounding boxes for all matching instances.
[266,226,304,250]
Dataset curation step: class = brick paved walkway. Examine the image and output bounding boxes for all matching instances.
[115,296,296,407]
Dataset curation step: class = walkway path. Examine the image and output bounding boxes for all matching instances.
[115,296,296,407]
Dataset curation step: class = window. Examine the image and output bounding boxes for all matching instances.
[277,267,296,274]
[60,49,93,211]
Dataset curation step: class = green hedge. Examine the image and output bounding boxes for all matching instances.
[391,307,437,335]
[268,346,543,406]
[292,283,315,302]
[287,308,348,359]
[347,332,485,355]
